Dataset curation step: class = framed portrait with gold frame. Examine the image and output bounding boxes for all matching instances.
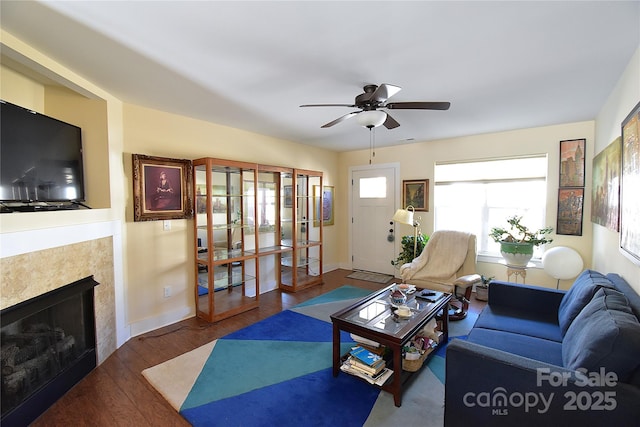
[132,154,193,221]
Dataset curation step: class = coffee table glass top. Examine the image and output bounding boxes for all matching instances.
[340,286,446,335]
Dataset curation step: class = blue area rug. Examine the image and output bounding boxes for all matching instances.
[142,286,475,427]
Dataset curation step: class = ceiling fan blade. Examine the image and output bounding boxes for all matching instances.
[386,101,451,110]
[383,113,400,129]
[321,111,359,128]
[300,103,356,108]
[370,83,402,103]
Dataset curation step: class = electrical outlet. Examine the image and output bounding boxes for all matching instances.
[163,220,171,231]
[163,286,171,298]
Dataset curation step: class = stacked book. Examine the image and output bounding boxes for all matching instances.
[340,345,393,386]
[415,290,445,303]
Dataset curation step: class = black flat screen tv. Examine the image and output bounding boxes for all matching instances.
[1,100,85,203]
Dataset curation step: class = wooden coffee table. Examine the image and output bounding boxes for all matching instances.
[330,284,451,407]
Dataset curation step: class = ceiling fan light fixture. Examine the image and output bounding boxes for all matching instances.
[356,110,387,128]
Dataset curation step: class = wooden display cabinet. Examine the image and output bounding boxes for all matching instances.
[193,158,259,322]
[193,159,324,322]
[255,165,294,294]
[280,169,323,292]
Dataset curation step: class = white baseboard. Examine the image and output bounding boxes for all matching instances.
[129,305,194,338]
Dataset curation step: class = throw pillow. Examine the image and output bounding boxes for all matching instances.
[562,288,640,384]
[558,269,614,335]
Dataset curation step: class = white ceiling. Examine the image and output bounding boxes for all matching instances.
[1,1,639,152]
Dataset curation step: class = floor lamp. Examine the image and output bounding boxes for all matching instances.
[392,205,422,258]
[542,246,583,289]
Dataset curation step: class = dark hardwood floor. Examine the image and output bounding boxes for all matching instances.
[30,269,485,426]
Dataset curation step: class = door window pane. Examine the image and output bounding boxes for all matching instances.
[360,177,386,198]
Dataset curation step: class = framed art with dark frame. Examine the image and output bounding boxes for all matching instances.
[557,187,584,236]
[620,101,640,264]
[283,185,293,208]
[402,179,429,211]
[313,185,334,227]
[133,154,194,221]
[559,138,586,187]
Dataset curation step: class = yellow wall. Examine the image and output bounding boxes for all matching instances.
[338,121,596,289]
[0,64,45,111]
[121,104,339,333]
[593,46,640,291]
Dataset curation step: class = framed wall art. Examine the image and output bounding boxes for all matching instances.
[620,101,640,264]
[559,138,586,187]
[313,185,334,227]
[557,188,584,236]
[591,137,621,231]
[402,179,429,211]
[283,185,293,208]
[132,154,193,221]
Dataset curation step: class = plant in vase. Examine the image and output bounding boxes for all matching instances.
[475,275,494,301]
[490,215,553,267]
[391,234,429,267]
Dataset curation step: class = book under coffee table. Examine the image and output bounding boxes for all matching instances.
[330,284,451,407]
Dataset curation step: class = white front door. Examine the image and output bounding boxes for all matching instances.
[351,164,398,275]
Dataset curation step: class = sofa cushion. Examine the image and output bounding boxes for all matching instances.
[558,269,614,335]
[607,273,640,320]
[467,327,564,366]
[474,304,563,342]
[562,288,640,384]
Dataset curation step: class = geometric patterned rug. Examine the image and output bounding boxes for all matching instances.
[142,285,476,426]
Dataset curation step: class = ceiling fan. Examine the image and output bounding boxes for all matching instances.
[300,83,450,129]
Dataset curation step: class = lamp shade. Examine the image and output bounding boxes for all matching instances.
[392,208,414,226]
[356,110,387,128]
[542,246,583,280]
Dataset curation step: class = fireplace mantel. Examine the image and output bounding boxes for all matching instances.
[0,219,127,363]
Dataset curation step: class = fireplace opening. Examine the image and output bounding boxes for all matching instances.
[1,276,99,427]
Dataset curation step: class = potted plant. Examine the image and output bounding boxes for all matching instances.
[391,234,429,267]
[475,275,493,301]
[490,215,553,267]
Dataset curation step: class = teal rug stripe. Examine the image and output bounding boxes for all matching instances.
[294,285,373,307]
[181,338,354,410]
[427,354,446,384]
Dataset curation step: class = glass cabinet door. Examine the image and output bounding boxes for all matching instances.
[193,158,259,322]
[280,172,293,248]
[280,169,323,291]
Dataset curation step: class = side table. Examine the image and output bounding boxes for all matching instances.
[500,261,535,284]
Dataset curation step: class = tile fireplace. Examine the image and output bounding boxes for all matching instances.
[1,275,99,427]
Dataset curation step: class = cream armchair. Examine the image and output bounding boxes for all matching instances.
[400,230,481,320]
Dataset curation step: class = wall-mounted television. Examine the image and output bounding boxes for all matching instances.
[1,100,85,208]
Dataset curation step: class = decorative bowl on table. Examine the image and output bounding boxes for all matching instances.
[390,289,407,305]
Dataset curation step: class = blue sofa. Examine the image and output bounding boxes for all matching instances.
[445,270,640,426]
